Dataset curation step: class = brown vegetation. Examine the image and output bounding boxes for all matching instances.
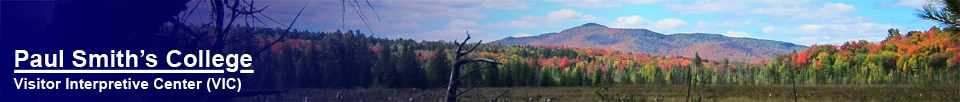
[231,85,960,102]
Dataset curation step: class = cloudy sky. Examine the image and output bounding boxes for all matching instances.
[182,0,938,46]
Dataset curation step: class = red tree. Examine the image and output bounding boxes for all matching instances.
[797,51,809,68]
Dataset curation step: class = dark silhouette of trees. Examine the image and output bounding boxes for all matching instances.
[375,39,400,87]
[398,40,428,88]
[315,30,375,88]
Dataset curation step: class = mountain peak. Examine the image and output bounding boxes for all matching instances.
[491,24,809,62]
[580,23,606,27]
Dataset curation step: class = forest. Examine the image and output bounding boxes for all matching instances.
[6,0,960,101]
[191,25,959,90]
[154,0,959,101]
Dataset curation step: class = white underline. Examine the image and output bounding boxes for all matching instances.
[240,70,254,73]
[13,69,255,73]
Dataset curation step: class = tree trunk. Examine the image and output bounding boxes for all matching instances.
[446,63,462,102]
[687,66,692,102]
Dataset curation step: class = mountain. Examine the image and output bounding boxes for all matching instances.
[491,23,809,62]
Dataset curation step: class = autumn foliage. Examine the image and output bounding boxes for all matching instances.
[763,27,960,84]
[243,26,959,89]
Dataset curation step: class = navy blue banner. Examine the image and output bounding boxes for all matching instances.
[2,1,262,101]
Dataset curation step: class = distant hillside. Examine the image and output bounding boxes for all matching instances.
[491,23,809,62]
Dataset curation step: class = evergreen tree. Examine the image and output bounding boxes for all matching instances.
[462,62,483,86]
[483,61,500,87]
[688,52,702,102]
[539,68,558,87]
[398,41,426,88]
[427,48,451,87]
[375,41,399,87]
[593,65,603,86]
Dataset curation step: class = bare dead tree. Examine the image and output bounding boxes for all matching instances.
[408,32,506,102]
[169,0,315,56]
[166,0,309,101]
[793,67,798,102]
[172,0,386,101]
[340,0,381,36]
[444,32,503,102]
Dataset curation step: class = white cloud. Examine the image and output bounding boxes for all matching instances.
[656,0,902,43]
[483,23,506,29]
[609,15,688,33]
[546,0,671,8]
[663,0,867,24]
[535,9,604,22]
[388,28,501,42]
[500,9,603,29]
[510,32,533,37]
[823,2,856,12]
[393,22,423,29]
[330,18,422,32]
[691,20,756,31]
[895,0,929,8]
[323,29,338,32]
[210,0,533,37]
[663,0,750,14]
[724,30,753,38]
[507,20,540,29]
[290,1,492,24]
[656,18,688,29]
[546,9,585,21]
[789,36,885,46]
[610,16,650,27]
[760,23,900,36]
[761,23,903,45]
[751,2,866,23]
[447,19,477,28]
[479,0,531,10]
[758,0,812,5]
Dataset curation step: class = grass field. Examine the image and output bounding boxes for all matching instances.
[233,85,960,102]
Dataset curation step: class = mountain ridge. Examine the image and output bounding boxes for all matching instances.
[491,23,809,62]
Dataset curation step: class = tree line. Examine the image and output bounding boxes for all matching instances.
[181,25,959,90]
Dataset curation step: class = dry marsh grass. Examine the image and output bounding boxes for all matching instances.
[232,85,960,102]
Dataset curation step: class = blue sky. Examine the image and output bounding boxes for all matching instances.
[182,0,939,46]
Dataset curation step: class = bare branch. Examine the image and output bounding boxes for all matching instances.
[454,31,471,54]
[455,58,502,65]
[347,0,376,35]
[226,4,266,14]
[179,0,204,23]
[457,71,487,95]
[340,0,346,29]
[257,12,288,27]
[168,19,198,35]
[462,31,471,46]
[491,90,511,102]
[445,32,502,102]
[456,66,493,96]
[364,0,382,23]
[462,40,482,56]
[464,31,472,42]
[253,0,310,55]
[455,66,495,81]
[249,15,274,27]
[224,28,266,44]
[408,84,451,102]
